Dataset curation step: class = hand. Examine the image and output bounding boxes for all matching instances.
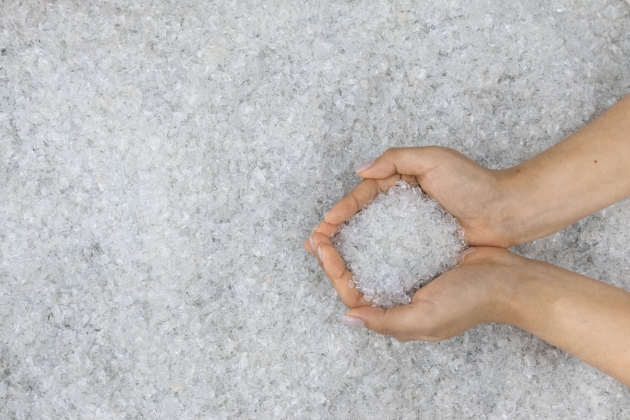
[305,147,516,261]
[341,247,517,342]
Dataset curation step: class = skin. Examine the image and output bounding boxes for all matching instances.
[346,248,630,387]
[304,93,630,386]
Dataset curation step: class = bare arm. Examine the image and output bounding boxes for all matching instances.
[503,255,630,386]
[499,93,630,244]
[342,248,630,387]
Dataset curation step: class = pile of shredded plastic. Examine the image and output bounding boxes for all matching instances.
[333,181,467,307]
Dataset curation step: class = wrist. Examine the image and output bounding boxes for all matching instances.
[488,252,550,328]
[494,254,562,335]
[460,248,543,327]
[493,167,549,247]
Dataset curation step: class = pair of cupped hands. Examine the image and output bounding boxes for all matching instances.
[305,146,545,342]
[303,95,630,384]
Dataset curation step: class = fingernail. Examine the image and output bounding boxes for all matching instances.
[342,315,365,329]
[323,210,330,223]
[355,159,376,173]
[309,237,316,252]
[317,244,324,260]
[458,247,476,264]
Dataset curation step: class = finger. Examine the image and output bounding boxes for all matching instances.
[324,175,401,225]
[456,247,477,265]
[356,146,447,179]
[311,233,343,276]
[344,303,418,336]
[304,222,339,254]
[314,238,371,308]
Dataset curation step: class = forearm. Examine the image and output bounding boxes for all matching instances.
[501,256,630,386]
[498,93,630,245]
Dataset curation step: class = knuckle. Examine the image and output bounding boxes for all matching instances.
[374,309,395,335]
[340,296,353,309]
[349,193,362,212]
[424,145,447,157]
[423,324,445,341]
[340,293,358,309]
[337,280,362,308]
[383,147,399,158]
[351,293,364,309]
[375,324,391,335]
[312,232,329,243]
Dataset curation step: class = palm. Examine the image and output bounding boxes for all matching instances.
[341,247,515,343]
[390,247,510,342]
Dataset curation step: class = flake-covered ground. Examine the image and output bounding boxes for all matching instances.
[1,0,629,418]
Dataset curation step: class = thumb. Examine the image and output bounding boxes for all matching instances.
[355,146,440,179]
[344,304,417,336]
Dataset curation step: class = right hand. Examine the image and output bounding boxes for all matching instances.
[305,146,517,255]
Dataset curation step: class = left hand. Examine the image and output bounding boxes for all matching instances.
[341,247,519,341]
[308,239,519,342]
